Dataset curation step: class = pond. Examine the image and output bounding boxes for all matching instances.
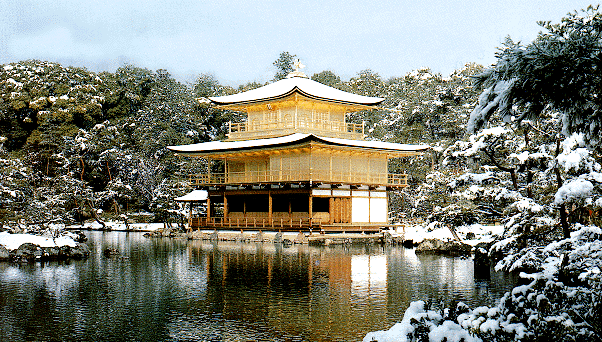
[0,231,516,342]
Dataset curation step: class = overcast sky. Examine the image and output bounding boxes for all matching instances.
[0,0,595,86]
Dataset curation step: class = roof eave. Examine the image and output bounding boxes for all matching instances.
[209,87,384,110]
[168,134,429,158]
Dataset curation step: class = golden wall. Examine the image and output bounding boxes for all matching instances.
[221,148,389,185]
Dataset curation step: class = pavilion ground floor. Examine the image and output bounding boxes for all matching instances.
[185,184,393,233]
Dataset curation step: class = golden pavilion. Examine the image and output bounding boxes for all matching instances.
[168,63,428,232]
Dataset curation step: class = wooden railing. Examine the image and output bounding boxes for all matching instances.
[190,216,321,230]
[228,120,364,140]
[188,217,384,232]
[189,171,408,187]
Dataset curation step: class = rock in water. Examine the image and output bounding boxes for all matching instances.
[14,243,41,261]
[294,232,308,244]
[103,248,120,257]
[71,243,90,259]
[415,238,445,252]
[73,231,88,242]
[415,238,472,256]
[473,247,490,268]
[0,245,9,260]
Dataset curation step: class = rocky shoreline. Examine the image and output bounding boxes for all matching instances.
[0,242,90,262]
[143,228,399,246]
[0,231,90,263]
[143,228,487,256]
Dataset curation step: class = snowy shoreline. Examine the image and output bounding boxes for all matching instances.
[0,231,78,250]
[0,230,89,262]
[65,221,164,232]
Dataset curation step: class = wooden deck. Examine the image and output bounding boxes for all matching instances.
[188,217,384,233]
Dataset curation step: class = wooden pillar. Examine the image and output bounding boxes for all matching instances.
[207,158,212,183]
[223,194,228,218]
[329,151,333,181]
[308,194,313,221]
[348,154,352,183]
[206,196,211,220]
[294,98,298,129]
[224,157,228,183]
[309,145,313,182]
[329,197,334,224]
[268,191,273,224]
[367,153,371,184]
[188,202,193,230]
[368,192,371,223]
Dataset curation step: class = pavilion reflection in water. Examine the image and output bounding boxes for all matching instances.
[185,242,392,338]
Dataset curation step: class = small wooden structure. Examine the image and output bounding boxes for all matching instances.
[168,64,428,232]
[174,190,208,228]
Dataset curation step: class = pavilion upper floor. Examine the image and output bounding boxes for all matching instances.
[208,74,384,141]
[169,133,428,188]
[226,94,366,141]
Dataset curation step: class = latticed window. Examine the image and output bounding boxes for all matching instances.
[263,111,279,123]
[313,111,329,123]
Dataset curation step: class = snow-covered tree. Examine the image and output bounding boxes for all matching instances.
[468,6,602,239]
[468,6,602,150]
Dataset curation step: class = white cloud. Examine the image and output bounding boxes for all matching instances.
[1,0,597,86]
[8,26,107,60]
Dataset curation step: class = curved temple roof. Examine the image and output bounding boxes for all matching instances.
[168,133,429,156]
[209,76,384,106]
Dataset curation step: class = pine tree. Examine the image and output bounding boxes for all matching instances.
[272,52,297,81]
[468,5,602,151]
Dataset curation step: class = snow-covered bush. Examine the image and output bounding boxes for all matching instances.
[365,225,602,342]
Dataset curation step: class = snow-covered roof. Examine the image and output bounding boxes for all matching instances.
[209,76,384,106]
[174,190,208,202]
[168,133,429,156]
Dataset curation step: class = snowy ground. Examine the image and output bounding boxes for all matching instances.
[66,221,163,231]
[70,221,505,246]
[0,221,162,252]
[3,221,503,252]
[0,231,78,250]
[390,223,504,246]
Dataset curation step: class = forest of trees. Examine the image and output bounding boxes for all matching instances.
[1,36,601,238]
[0,52,485,229]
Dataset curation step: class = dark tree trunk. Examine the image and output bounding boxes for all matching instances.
[554,138,570,239]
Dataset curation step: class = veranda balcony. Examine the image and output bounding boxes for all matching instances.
[227,119,365,141]
[187,217,384,233]
[189,170,408,187]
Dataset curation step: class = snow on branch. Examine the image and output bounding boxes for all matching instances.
[448,171,499,189]
[554,179,595,206]
[467,80,514,134]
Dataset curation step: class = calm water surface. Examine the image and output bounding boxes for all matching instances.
[0,231,516,342]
